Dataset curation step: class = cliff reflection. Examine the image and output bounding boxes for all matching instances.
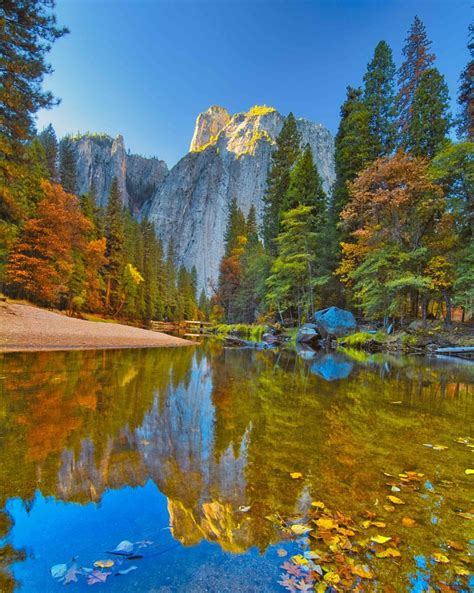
[0,345,473,589]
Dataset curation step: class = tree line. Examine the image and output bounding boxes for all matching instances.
[215,16,473,326]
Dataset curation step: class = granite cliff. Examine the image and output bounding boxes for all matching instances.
[142,105,335,293]
[66,133,168,212]
[67,106,335,294]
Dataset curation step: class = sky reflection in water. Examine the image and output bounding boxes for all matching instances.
[0,344,472,592]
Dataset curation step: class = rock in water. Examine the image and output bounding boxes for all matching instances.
[313,307,357,337]
[296,323,320,345]
[143,105,335,293]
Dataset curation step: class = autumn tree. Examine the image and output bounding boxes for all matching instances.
[338,152,447,323]
[6,180,90,306]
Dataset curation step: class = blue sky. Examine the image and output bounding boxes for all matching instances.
[37,0,472,166]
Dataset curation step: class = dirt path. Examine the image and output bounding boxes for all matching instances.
[0,303,193,352]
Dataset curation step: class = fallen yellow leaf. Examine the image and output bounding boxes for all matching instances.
[323,572,340,584]
[316,517,337,530]
[290,524,312,535]
[401,517,416,527]
[290,472,303,479]
[383,504,395,512]
[311,501,325,509]
[387,495,405,505]
[276,548,287,557]
[351,564,374,578]
[370,535,392,544]
[290,554,309,565]
[93,560,114,568]
[432,552,449,563]
[376,548,401,558]
[465,469,474,475]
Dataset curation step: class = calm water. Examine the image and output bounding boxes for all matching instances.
[0,344,472,592]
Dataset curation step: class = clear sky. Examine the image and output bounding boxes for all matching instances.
[37,0,472,167]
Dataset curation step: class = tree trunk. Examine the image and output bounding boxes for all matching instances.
[421,296,428,326]
[443,292,452,326]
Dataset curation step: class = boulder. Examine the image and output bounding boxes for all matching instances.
[313,307,356,338]
[296,323,320,345]
[310,353,354,381]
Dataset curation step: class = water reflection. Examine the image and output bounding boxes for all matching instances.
[0,345,473,592]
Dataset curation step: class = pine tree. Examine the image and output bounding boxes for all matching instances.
[263,112,301,253]
[104,178,124,310]
[224,198,247,256]
[0,0,67,176]
[284,145,326,219]
[266,205,318,324]
[38,124,58,180]
[458,23,474,140]
[164,238,178,320]
[397,16,435,145]
[59,139,77,194]
[246,204,259,245]
[332,87,373,218]
[363,40,397,156]
[406,68,451,158]
[198,289,211,319]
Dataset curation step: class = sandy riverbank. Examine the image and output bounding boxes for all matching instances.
[0,303,193,352]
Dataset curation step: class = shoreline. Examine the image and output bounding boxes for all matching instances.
[0,303,194,353]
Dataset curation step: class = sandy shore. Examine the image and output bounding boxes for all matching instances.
[0,303,193,352]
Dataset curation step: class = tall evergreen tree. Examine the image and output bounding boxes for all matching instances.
[406,68,451,158]
[59,139,77,194]
[0,0,67,176]
[104,178,124,310]
[246,204,259,245]
[457,23,474,140]
[262,112,301,253]
[284,145,326,218]
[332,87,373,218]
[363,40,397,156]
[38,124,58,180]
[224,197,246,256]
[397,16,435,145]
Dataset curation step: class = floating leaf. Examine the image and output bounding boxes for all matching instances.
[290,524,312,535]
[465,469,474,475]
[109,540,134,556]
[454,565,470,576]
[401,517,416,527]
[290,472,303,479]
[63,565,81,585]
[351,564,374,578]
[323,571,340,584]
[116,566,137,576]
[87,570,112,585]
[376,548,401,558]
[447,540,463,551]
[51,564,67,579]
[315,517,337,530]
[387,495,405,505]
[432,444,448,451]
[432,552,449,563]
[370,535,392,544]
[391,486,401,492]
[383,504,395,512]
[456,512,473,520]
[290,554,309,566]
[239,505,251,512]
[277,548,288,557]
[94,559,114,568]
[311,501,325,509]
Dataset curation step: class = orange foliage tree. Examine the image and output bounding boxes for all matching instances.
[337,151,454,322]
[6,181,91,307]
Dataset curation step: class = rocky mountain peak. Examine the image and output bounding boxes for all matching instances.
[190,105,231,152]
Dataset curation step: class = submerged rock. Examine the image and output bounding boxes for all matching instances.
[310,353,354,381]
[313,306,357,338]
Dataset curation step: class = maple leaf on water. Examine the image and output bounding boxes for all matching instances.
[295,579,313,592]
[62,563,81,585]
[87,570,112,585]
[281,561,303,577]
[278,574,298,593]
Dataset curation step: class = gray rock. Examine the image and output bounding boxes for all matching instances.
[65,133,167,212]
[143,106,335,294]
[296,323,320,345]
[313,306,357,338]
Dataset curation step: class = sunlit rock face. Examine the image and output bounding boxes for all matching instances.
[143,106,335,294]
[66,134,168,212]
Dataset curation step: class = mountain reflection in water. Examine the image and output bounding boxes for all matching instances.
[0,344,472,592]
